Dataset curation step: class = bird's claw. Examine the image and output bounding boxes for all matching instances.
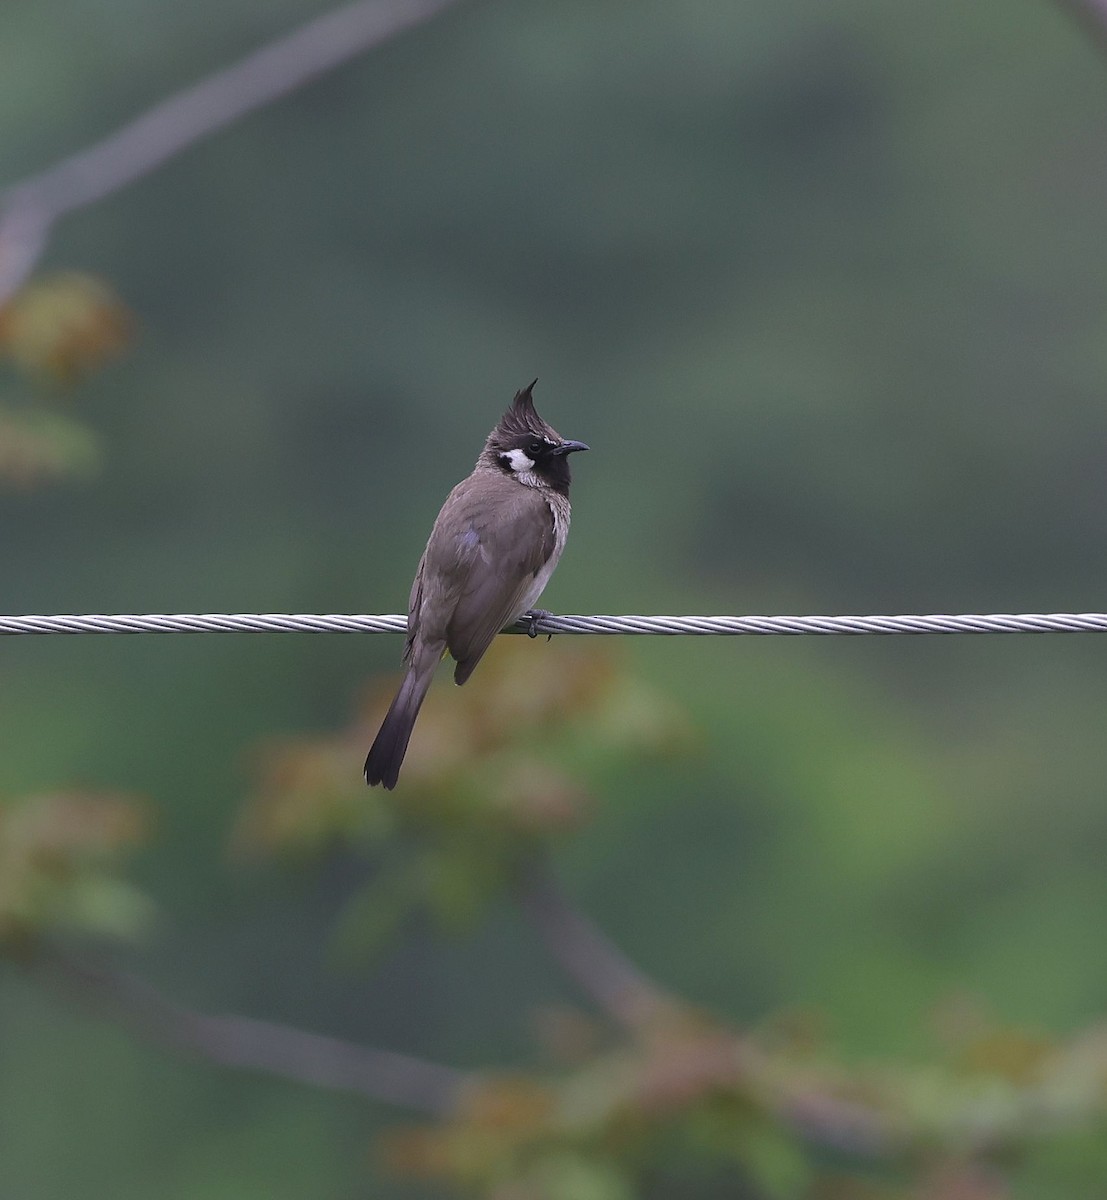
[524,609,553,641]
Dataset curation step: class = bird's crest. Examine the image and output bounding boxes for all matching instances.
[492,379,558,443]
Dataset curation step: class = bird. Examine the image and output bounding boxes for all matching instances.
[364,381,589,789]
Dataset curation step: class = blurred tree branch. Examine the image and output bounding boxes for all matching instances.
[516,857,895,1159]
[516,857,679,1032]
[27,870,896,1164]
[10,666,1092,1190]
[0,0,466,305]
[1054,0,1107,53]
[33,949,472,1115]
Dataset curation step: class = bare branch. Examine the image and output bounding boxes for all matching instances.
[1054,0,1107,55]
[0,0,467,303]
[768,1084,897,1159]
[517,860,898,1157]
[29,917,898,1161]
[33,950,471,1116]
[516,859,680,1031]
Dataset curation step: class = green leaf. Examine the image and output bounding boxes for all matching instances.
[0,405,102,487]
[328,864,420,964]
[55,876,156,941]
[522,1153,636,1200]
[720,1112,812,1200]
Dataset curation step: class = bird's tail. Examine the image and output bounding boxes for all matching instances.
[364,653,439,789]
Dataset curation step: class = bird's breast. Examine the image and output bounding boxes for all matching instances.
[518,493,571,615]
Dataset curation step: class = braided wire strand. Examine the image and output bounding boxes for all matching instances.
[3,612,1107,636]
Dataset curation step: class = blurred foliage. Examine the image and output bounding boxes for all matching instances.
[0,405,102,488]
[0,790,152,946]
[8,647,1107,1197]
[5,0,1107,1198]
[0,271,129,486]
[374,993,1107,1198]
[0,273,132,385]
[234,641,690,955]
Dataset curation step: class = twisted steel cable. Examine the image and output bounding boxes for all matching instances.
[3,612,1107,636]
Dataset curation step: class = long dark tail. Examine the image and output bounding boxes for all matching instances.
[364,656,438,789]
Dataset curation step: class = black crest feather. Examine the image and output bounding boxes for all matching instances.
[491,379,558,443]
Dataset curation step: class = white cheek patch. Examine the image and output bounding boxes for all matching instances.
[501,448,536,473]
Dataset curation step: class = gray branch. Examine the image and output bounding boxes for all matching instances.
[1054,0,1107,53]
[516,861,897,1156]
[516,860,678,1031]
[33,917,896,1158]
[0,0,466,303]
[35,951,471,1116]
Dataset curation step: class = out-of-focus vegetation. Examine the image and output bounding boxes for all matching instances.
[5,0,1107,1196]
[13,644,1107,1200]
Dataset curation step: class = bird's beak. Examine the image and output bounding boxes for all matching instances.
[555,440,590,455]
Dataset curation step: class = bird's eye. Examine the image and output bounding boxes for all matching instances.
[526,440,545,458]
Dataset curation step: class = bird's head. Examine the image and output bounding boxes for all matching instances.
[481,381,589,495]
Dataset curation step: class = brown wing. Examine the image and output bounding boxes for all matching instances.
[400,553,427,664]
[415,472,555,685]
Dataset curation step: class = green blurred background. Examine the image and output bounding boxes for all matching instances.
[4,0,1107,1194]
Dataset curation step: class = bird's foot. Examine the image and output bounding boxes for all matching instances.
[523,609,553,640]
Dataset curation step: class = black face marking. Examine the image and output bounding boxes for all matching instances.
[496,435,562,475]
[483,384,586,497]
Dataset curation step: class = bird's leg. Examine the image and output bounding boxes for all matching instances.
[523,609,553,640]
